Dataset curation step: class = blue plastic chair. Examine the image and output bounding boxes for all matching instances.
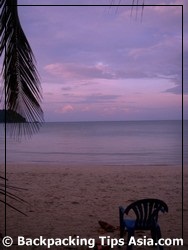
[119,199,168,250]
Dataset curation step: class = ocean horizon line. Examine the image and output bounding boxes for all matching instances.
[43,119,185,123]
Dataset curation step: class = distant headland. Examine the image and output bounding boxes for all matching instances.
[0,109,26,123]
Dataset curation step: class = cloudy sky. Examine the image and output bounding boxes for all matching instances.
[17,0,187,122]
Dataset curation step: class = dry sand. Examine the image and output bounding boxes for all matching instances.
[0,164,187,249]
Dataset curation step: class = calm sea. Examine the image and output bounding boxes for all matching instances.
[0,120,187,166]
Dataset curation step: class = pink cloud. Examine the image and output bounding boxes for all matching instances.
[151,5,182,15]
[56,104,74,114]
[44,62,116,80]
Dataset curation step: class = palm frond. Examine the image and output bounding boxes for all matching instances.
[0,174,28,216]
[0,0,44,136]
[130,0,145,21]
[0,189,29,204]
[0,199,27,216]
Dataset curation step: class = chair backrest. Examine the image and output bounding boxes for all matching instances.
[124,199,168,229]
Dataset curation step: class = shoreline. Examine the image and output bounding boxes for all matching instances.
[0,162,184,168]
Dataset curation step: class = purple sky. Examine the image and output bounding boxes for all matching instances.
[17,0,187,121]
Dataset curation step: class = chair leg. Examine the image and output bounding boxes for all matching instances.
[119,207,125,238]
[151,228,157,243]
[156,226,163,250]
[120,226,124,238]
[127,230,134,250]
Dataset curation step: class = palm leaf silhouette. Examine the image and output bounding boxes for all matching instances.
[0,176,28,216]
[0,0,43,136]
[0,0,42,220]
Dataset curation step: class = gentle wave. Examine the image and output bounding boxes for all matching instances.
[0,120,187,166]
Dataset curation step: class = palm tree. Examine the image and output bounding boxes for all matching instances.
[0,0,43,230]
[0,0,43,136]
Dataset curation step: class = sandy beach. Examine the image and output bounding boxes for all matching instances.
[0,164,187,249]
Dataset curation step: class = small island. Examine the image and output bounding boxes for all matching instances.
[0,109,26,123]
